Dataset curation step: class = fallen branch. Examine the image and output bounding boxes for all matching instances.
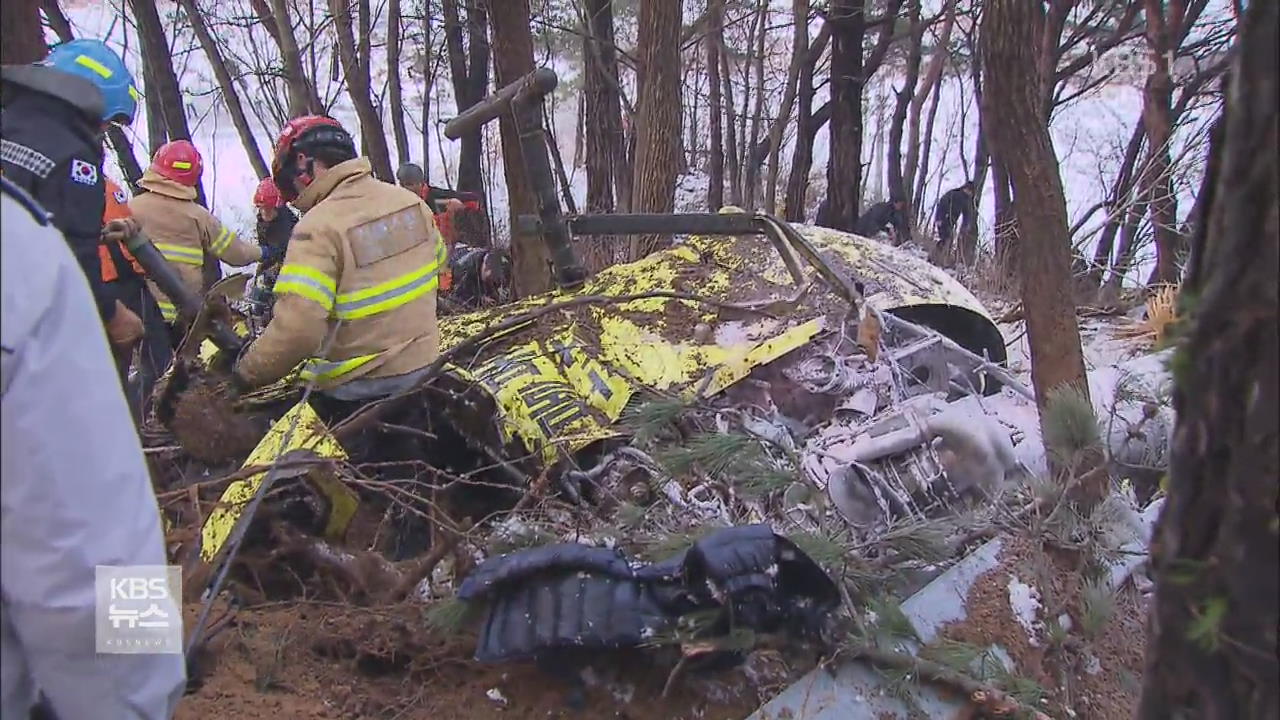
[155,456,334,501]
[847,644,1051,719]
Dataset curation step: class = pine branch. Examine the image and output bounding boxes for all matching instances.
[623,396,689,444]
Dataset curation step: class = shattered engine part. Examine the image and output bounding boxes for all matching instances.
[804,394,1024,529]
[456,525,839,669]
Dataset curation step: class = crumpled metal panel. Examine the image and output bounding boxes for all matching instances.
[435,227,1002,463]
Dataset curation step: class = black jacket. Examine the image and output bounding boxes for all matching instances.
[1,66,126,321]
[255,209,298,282]
[935,187,975,229]
[854,201,909,240]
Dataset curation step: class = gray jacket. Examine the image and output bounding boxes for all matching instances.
[1,182,186,719]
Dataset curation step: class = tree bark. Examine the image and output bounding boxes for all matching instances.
[1141,0,1185,286]
[180,0,269,179]
[387,0,411,164]
[981,0,1091,483]
[783,24,831,222]
[705,0,725,211]
[720,41,742,207]
[764,0,809,215]
[443,0,490,203]
[421,4,432,177]
[822,0,867,232]
[905,0,955,210]
[331,0,393,181]
[583,0,625,215]
[1088,118,1146,287]
[1138,0,1278,713]
[2,0,45,64]
[743,1,768,210]
[266,0,321,115]
[486,0,547,296]
[139,34,169,152]
[887,0,923,207]
[629,0,684,259]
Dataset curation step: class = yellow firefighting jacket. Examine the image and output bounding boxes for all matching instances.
[234,158,443,390]
[129,169,261,322]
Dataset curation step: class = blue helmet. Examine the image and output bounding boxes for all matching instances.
[41,39,138,125]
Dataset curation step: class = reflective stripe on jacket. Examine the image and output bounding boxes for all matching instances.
[235,158,441,389]
[129,169,261,323]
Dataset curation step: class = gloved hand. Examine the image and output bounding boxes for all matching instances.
[101,218,141,245]
[105,300,144,348]
[259,242,286,267]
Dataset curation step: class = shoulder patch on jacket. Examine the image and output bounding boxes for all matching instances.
[70,159,99,186]
[0,139,55,179]
[346,205,430,268]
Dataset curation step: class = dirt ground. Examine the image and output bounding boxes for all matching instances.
[177,602,779,720]
[939,535,1148,719]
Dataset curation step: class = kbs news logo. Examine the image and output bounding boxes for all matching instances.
[94,565,183,654]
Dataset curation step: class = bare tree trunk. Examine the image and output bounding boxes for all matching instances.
[887,0,923,205]
[1142,0,1185,286]
[331,0,394,181]
[1088,119,1145,287]
[905,0,955,209]
[630,0,684,259]
[421,3,433,179]
[583,0,625,215]
[913,72,946,223]
[443,0,490,204]
[180,0,269,179]
[744,1,767,210]
[574,91,585,169]
[981,0,1092,492]
[130,0,192,143]
[2,0,45,64]
[706,0,725,211]
[783,25,831,222]
[487,0,547,295]
[765,0,809,215]
[140,38,169,153]
[1139,0,1278,711]
[720,44,742,207]
[544,113,577,215]
[960,14,986,263]
[823,0,867,231]
[387,0,411,164]
[266,0,321,115]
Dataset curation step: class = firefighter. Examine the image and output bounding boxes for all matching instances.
[129,139,262,333]
[0,39,147,366]
[102,176,174,418]
[933,181,976,257]
[232,116,444,410]
[1,176,186,720]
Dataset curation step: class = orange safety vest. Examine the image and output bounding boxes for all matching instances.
[100,177,146,281]
[413,185,455,292]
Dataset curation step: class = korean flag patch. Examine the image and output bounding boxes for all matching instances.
[70,158,98,186]
[113,188,128,204]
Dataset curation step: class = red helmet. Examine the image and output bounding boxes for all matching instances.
[270,115,353,201]
[253,176,283,208]
[151,140,203,186]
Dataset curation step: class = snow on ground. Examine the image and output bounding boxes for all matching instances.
[59,0,1223,285]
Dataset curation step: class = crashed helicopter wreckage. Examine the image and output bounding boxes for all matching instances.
[155,70,1036,673]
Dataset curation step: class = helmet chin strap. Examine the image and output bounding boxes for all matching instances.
[289,156,318,198]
